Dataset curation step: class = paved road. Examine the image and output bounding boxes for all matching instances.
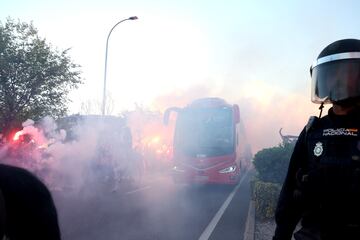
[53,171,252,240]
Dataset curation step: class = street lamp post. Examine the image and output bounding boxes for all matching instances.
[102,16,138,116]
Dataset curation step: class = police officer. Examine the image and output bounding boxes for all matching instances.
[273,39,360,240]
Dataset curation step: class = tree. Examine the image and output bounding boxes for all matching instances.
[0,18,82,134]
[80,92,115,115]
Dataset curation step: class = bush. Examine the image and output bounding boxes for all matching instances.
[253,142,295,184]
[252,180,281,220]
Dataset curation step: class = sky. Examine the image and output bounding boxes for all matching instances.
[2,0,360,151]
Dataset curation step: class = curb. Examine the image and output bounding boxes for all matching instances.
[243,200,255,240]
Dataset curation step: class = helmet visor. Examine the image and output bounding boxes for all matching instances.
[311,59,360,103]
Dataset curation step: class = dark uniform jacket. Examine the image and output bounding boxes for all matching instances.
[273,107,360,240]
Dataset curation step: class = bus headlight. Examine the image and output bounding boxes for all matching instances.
[219,165,237,174]
[173,165,185,173]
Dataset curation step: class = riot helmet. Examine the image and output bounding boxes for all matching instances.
[310,39,360,105]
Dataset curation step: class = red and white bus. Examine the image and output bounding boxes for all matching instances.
[164,98,252,185]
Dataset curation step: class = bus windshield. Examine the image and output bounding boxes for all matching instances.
[174,107,234,157]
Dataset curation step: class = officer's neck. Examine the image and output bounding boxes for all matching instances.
[332,104,357,115]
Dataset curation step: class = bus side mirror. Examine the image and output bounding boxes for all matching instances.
[163,107,181,125]
[233,104,240,123]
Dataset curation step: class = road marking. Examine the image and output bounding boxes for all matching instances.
[125,185,151,195]
[198,171,249,240]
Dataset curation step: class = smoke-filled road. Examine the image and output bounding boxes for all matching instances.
[53,170,252,240]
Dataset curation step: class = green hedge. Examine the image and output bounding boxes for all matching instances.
[253,142,295,184]
[251,180,281,220]
[251,142,296,219]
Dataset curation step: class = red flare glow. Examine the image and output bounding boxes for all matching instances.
[13,130,24,141]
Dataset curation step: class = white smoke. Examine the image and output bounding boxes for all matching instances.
[0,115,135,194]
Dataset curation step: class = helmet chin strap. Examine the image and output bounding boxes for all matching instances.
[318,96,329,118]
[319,102,325,118]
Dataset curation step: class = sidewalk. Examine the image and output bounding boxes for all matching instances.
[243,200,276,240]
[244,201,299,240]
[243,200,255,240]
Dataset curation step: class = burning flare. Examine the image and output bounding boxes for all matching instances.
[13,130,24,141]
